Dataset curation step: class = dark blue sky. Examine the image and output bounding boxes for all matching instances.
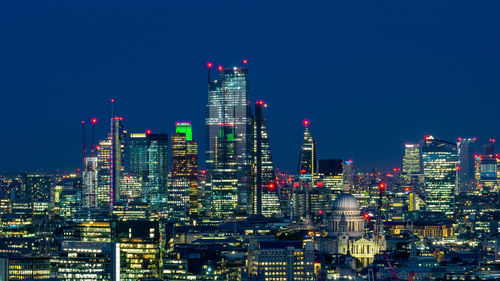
[1,1,500,173]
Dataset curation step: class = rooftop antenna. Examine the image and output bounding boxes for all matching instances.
[111,98,115,117]
[81,120,87,164]
[91,118,98,156]
[206,62,213,84]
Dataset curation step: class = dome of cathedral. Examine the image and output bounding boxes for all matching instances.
[332,192,360,212]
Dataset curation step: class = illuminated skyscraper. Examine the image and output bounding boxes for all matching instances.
[170,122,198,220]
[82,156,98,208]
[128,133,149,180]
[251,101,279,216]
[97,139,112,207]
[211,125,238,219]
[293,121,316,220]
[457,137,476,194]
[342,160,354,192]
[421,136,458,217]
[206,66,252,212]
[480,139,498,193]
[110,116,127,210]
[298,120,316,175]
[402,143,422,175]
[146,133,169,208]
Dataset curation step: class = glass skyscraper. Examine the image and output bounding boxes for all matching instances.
[110,117,127,210]
[251,101,279,217]
[170,122,198,221]
[206,67,253,213]
[457,137,476,194]
[211,125,238,219]
[421,136,458,217]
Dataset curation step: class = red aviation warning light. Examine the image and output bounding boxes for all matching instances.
[242,59,248,64]
[303,119,310,127]
[378,182,386,191]
[318,209,324,215]
[146,129,152,135]
[268,183,276,190]
[206,62,213,69]
[111,98,115,103]
[217,65,223,71]
[458,137,462,141]
[81,120,85,124]
[473,137,477,141]
[91,118,98,124]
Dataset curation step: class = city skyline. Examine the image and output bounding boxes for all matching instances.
[2,1,500,173]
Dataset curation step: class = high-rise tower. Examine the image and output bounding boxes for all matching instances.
[211,124,238,219]
[110,116,127,210]
[171,122,198,220]
[251,101,279,217]
[421,136,458,217]
[457,137,476,194]
[206,65,253,213]
[293,120,317,220]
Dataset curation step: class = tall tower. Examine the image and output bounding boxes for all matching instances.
[211,124,238,219]
[110,116,127,210]
[480,139,498,193]
[457,137,476,194]
[82,156,98,208]
[146,133,169,208]
[171,122,199,220]
[298,120,316,175]
[421,136,458,217]
[294,120,316,220]
[251,101,279,216]
[206,65,253,213]
[97,138,112,207]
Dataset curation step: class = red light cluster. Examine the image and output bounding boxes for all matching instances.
[256,100,264,105]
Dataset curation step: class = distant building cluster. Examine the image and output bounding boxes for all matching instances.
[1,62,500,280]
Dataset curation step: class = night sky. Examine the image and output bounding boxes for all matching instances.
[1,1,500,173]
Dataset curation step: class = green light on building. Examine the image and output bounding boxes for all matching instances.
[176,122,192,141]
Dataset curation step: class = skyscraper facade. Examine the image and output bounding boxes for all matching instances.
[206,67,253,212]
[421,136,458,217]
[97,139,112,207]
[211,125,238,219]
[251,101,279,217]
[293,121,317,220]
[82,156,98,208]
[402,143,422,175]
[170,122,198,220]
[457,138,476,194]
[146,133,169,208]
[110,117,127,210]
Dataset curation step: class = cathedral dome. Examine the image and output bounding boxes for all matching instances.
[332,193,360,212]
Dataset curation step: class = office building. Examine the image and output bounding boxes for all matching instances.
[54,241,120,281]
[251,101,279,217]
[247,239,315,281]
[457,138,476,194]
[171,122,199,220]
[110,116,127,210]
[210,125,238,219]
[421,136,458,217]
[97,139,112,207]
[82,156,98,208]
[206,66,252,212]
